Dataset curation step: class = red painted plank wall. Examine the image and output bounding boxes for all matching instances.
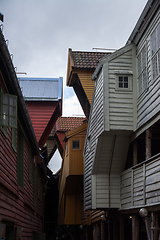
[26,101,58,143]
[57,132,65,150]
[0,126,44,238]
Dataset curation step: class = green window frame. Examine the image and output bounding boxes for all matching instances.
[12,128,16,152]
[0,125,7,137]
[0,88,17,128]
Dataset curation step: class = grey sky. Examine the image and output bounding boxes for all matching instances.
[1,0,147,172]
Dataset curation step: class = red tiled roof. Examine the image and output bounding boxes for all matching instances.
[71,51,110,69]
[54,117,86,132]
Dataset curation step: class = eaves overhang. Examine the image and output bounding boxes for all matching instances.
[126,0,160,45]
[0,28,39,155]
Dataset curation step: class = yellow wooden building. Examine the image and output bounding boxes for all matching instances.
[66,49,109,119]
[58,120,87,226]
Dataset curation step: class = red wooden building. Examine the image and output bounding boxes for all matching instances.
[18,77,63,152]
[0,26,62,239]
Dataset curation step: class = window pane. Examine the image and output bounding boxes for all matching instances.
[138,75,142,95]
[10,116,16,126]
[2,114,8,125]
[138,54,142,75]
[72,140,80,149]
[119,76,123,88]
[152,55,158,79]
[142,47,146,70]
[124,77,128,88]
[151,30,157,56]
[142,70,147,90]
[10,96,16,106]
[157,24,160,49]
[2,105,8,115]
[158,50,160,73]
[9,106,16,117]
[2,94,8,104]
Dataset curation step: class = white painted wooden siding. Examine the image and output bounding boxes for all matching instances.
[84,70,105,210]
[137,9,160,129]
[105,45,136,131]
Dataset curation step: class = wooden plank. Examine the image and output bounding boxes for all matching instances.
[146,172,160,185]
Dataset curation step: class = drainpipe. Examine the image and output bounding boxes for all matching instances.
[109,135,116,209]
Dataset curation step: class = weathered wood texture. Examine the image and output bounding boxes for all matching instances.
[137,9,160,129]
[84,44,136,211]
[120,154,160,209]
[58,123,87,225]
[106,45,136,131]
[0,126,44,238]
[84,70,104,210]
[76,69,95,105]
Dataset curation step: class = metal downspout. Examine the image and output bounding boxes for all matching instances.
[109,135,116,209]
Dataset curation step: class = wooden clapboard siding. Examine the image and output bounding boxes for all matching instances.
[0,124,44,236]
[76,69,95,104]
[84,70,104,210]
[120,154,160,210]
[0,127,18,194]
[58,123,87,225]
[137,9,160,129]
[84,44,136,211]
[107,46,135,131]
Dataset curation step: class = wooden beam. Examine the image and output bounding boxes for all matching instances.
[133,140,138,166]
[120,215,124,240]
[101,221,105,240]
[146,129,152,160]
[151,212,158,240]
[132,215,139,240]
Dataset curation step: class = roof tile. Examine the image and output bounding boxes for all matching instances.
[55,117,86,132]
[72,51,110,69]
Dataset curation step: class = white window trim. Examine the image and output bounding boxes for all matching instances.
[114,71,133,91]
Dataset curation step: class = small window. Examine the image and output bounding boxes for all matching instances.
[72,140,80,149]
[0,89,17,128]
[119,76,128,88]
[115,72,132,91]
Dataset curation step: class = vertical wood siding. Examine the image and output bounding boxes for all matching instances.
[84,71,104,210]
[26,101,57,142]
[77,70,95,105]
[137,9,160,129]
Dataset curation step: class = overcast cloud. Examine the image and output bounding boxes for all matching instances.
[1,0,147,172]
